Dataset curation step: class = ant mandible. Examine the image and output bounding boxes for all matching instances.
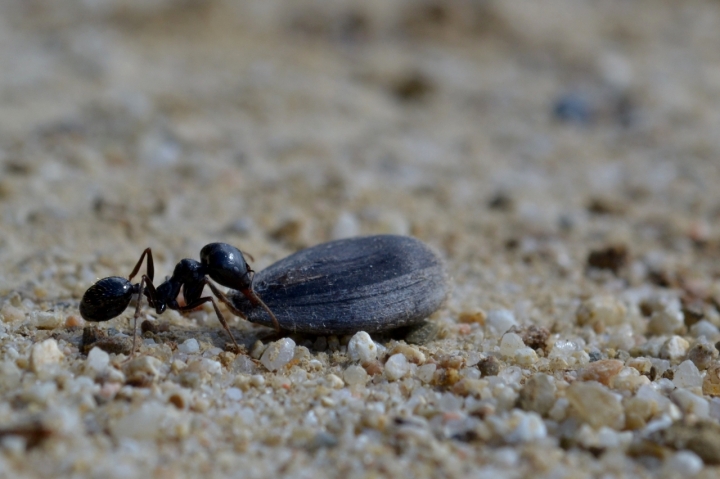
[79,243,280,355]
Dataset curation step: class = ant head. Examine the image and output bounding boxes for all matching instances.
[200,243,253,291]
[152,281,175,315]
[80,276,135,322]
[155,302,167,314]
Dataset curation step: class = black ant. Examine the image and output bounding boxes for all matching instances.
[79,243,280,355]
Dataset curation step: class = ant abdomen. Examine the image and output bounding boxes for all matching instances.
[80,276,135,322]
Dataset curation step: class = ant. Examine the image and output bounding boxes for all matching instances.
[79,243,280,355]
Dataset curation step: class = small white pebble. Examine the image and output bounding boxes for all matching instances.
[260,338,296,372]
[124,356,164,381]
[86,347,110,373]
[504,410,547,443]
[670,389,709,417]
[326,373,344,389]
[384,353,409,381]
[499,332,525,357]
[0,303,25,323]
[417,363,436,383]
[30,339,64,372]
[576,296,626,329]
[250,340,266,359]
[486,309,517,336]
[673,360,703,389]
[178,338,200,354]
[514,347,538,366]
[659,336,689,361]
[347,331,377,364]
[226,387,243,401]
[111,402,168,440]
[343,365,369,386]
[32,311,63,330]
[307,359,323,370]
[690,320,720,339]
[250,375,265,387]
[662,451,704,476]
[187,358,222,375]
[648,309,684,335]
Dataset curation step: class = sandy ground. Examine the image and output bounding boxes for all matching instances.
[3,1,720,478]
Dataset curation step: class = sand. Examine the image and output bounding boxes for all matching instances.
[2,1,720,478]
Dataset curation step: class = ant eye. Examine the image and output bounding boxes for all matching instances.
[80,277,134,322]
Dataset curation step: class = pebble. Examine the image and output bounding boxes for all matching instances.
[326,373,344,389]
[32,311,64,329]
[458,310,486,325]
[499,332,525,357]
[648,309,685,336]
[673,360,703,390]
[504,411,547,443]
[417,363,436,383]
[517,373,556,416]
[389,343,425,364]
[575,296,626,332]
[611,367,650,392]
[65,315,84,327]
[566,381,624,429]
[486,310,518,336]
[225,387,243,401]
[670,389,709,418]
[514,347,538,366]
[703,364,720,396]
[478,356,502,377]
[343,365,369,386]
[250,340,266,359]
[347,332,377,364]
[0,303,25,323]
[578,359,623,386]
[124,356,165,383]
[648,420,720,464]
[111,401,171,440]
[231,355,257,374]
[260,338,296,372]
[659,336,689,361]
[85,347,110,373]
[384,353,410,381]
[30,338,64,372]
[690,320,720,339]
[626,357,652,375]
[576,425,632,450]
[661,451,704,476]
[452,378,487,397]
[687,342,718,370]
[187,358,222,376]
[710,398,720,420]
[178,338,200,354]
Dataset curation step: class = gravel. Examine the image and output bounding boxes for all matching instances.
[3,1,720,477]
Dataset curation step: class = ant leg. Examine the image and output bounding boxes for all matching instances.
[204,279,280,332]
[243,289,280,332]
[203,280,248,319]
[129,274,150,358]
[178,297,240,352]
[128,248,154,283]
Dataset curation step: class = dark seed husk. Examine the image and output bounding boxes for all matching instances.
[230,235,448,335]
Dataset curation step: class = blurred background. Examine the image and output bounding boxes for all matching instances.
[1,0,720,317]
